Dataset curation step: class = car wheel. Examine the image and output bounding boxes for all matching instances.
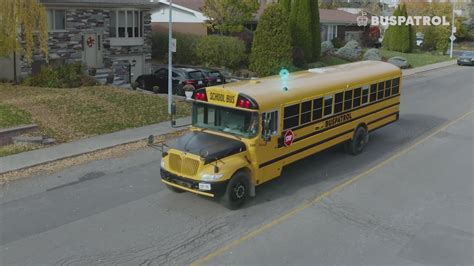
[166,184,186,193]
[139,79,147,90]
[220,172,249,210]
[344,126,369,155]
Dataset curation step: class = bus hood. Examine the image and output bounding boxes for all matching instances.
[167,131,246,164]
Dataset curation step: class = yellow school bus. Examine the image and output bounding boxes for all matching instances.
[159,61,402,209]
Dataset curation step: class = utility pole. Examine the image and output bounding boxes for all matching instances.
[168,0,173,114]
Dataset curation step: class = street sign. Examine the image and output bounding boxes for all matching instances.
[453,27,457,33]
[171,38,177,53]
[283,130,295,147]
[450,35,456,42]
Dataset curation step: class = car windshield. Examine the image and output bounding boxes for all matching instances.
[192,103,259,138]
[462,52,474,57]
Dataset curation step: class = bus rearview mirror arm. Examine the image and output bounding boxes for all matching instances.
[147,135,169,157]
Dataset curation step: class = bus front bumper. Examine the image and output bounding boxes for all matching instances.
[160,169,228,198]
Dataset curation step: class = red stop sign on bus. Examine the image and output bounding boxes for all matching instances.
[283,130,294,147]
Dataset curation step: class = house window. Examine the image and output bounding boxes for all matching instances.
[47,10,66,31]
[110,10,144,38]
[327,25,338,41]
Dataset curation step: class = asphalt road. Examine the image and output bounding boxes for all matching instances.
[0,65,473,265]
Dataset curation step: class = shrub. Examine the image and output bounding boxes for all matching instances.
[23,63,97,88]
[363,48,382,61]
[250,4,293,76]
[196,35,246,70]
[335,40,362,61]
[388,56,409,69]
[151,32,202,65]
[321,41,334,55]
[331,37,344,48]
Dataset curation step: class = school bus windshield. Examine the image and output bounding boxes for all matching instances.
[192,103,259,138]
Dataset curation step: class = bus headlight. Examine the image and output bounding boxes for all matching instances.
[160,158,165,169]
[201,173,224,181]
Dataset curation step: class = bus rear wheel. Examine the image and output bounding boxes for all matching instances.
[221,172,249,210]
[345,126,369,155]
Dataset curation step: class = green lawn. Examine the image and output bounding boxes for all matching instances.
[0,103,32,129]
[320,55,351,66]
[0,84,191,145]
[380,49,451,68]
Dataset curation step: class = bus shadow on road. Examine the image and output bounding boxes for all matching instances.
[245,113,447,209]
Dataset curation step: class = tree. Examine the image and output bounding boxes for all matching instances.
[202,0,259,34]
[382,6,399,51]
[0,0,48,63]
[250,4,292,77]
[398,4,412,53]
[311,0,321,61]
[279,0,292,12]
[290,0,313,62]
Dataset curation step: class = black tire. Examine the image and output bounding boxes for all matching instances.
[166,184,186,193]
[220,172,249,210]
[344,126,369,155]
[139,79,147,90]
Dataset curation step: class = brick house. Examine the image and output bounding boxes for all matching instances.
[319,9,364,43]
[19,0,156,82]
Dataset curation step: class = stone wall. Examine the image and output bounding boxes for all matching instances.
[20,8,152,79]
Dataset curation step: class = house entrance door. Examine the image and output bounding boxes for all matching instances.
[83,33,103,68]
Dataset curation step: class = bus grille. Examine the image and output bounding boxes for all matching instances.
[168,153,200,177]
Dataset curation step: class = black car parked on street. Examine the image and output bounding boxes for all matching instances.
[135,67,207,94]
[200,68,226,86]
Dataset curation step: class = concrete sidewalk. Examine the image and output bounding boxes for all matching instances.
[0,60,457,175]
[0,117,190,174]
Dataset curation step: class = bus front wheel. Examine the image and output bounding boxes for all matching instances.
[345,126,369,155]
[221,172,249,210]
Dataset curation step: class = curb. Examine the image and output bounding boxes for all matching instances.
[0,117,190,176]
[0,60,458,176]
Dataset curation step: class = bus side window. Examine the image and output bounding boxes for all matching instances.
[323,95,333,117]
[392,77,400,95]
[313,98,323,120]
[301,100,312,124]
[353,87,362,108]
[283,104,299,130]
[377,82,385,100]
[344,90,353,111]
[262,110,279,136]
[385,80,391,97]
[370,84,377,102]
[361,86,369,105]
[334,92,343,114]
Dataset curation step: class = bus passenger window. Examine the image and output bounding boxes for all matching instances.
[392,78,400,95]
[323,95,333,116]
[353,88,361,108]
[385,80,391,97]
[377,82,385,100]
[283,104,300,130]
[301,100,312,124]
[334,92,343,114]
[370,84,377,102]
[344,90,353,111]
[361,86,369,105]
[312,98,323,120]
